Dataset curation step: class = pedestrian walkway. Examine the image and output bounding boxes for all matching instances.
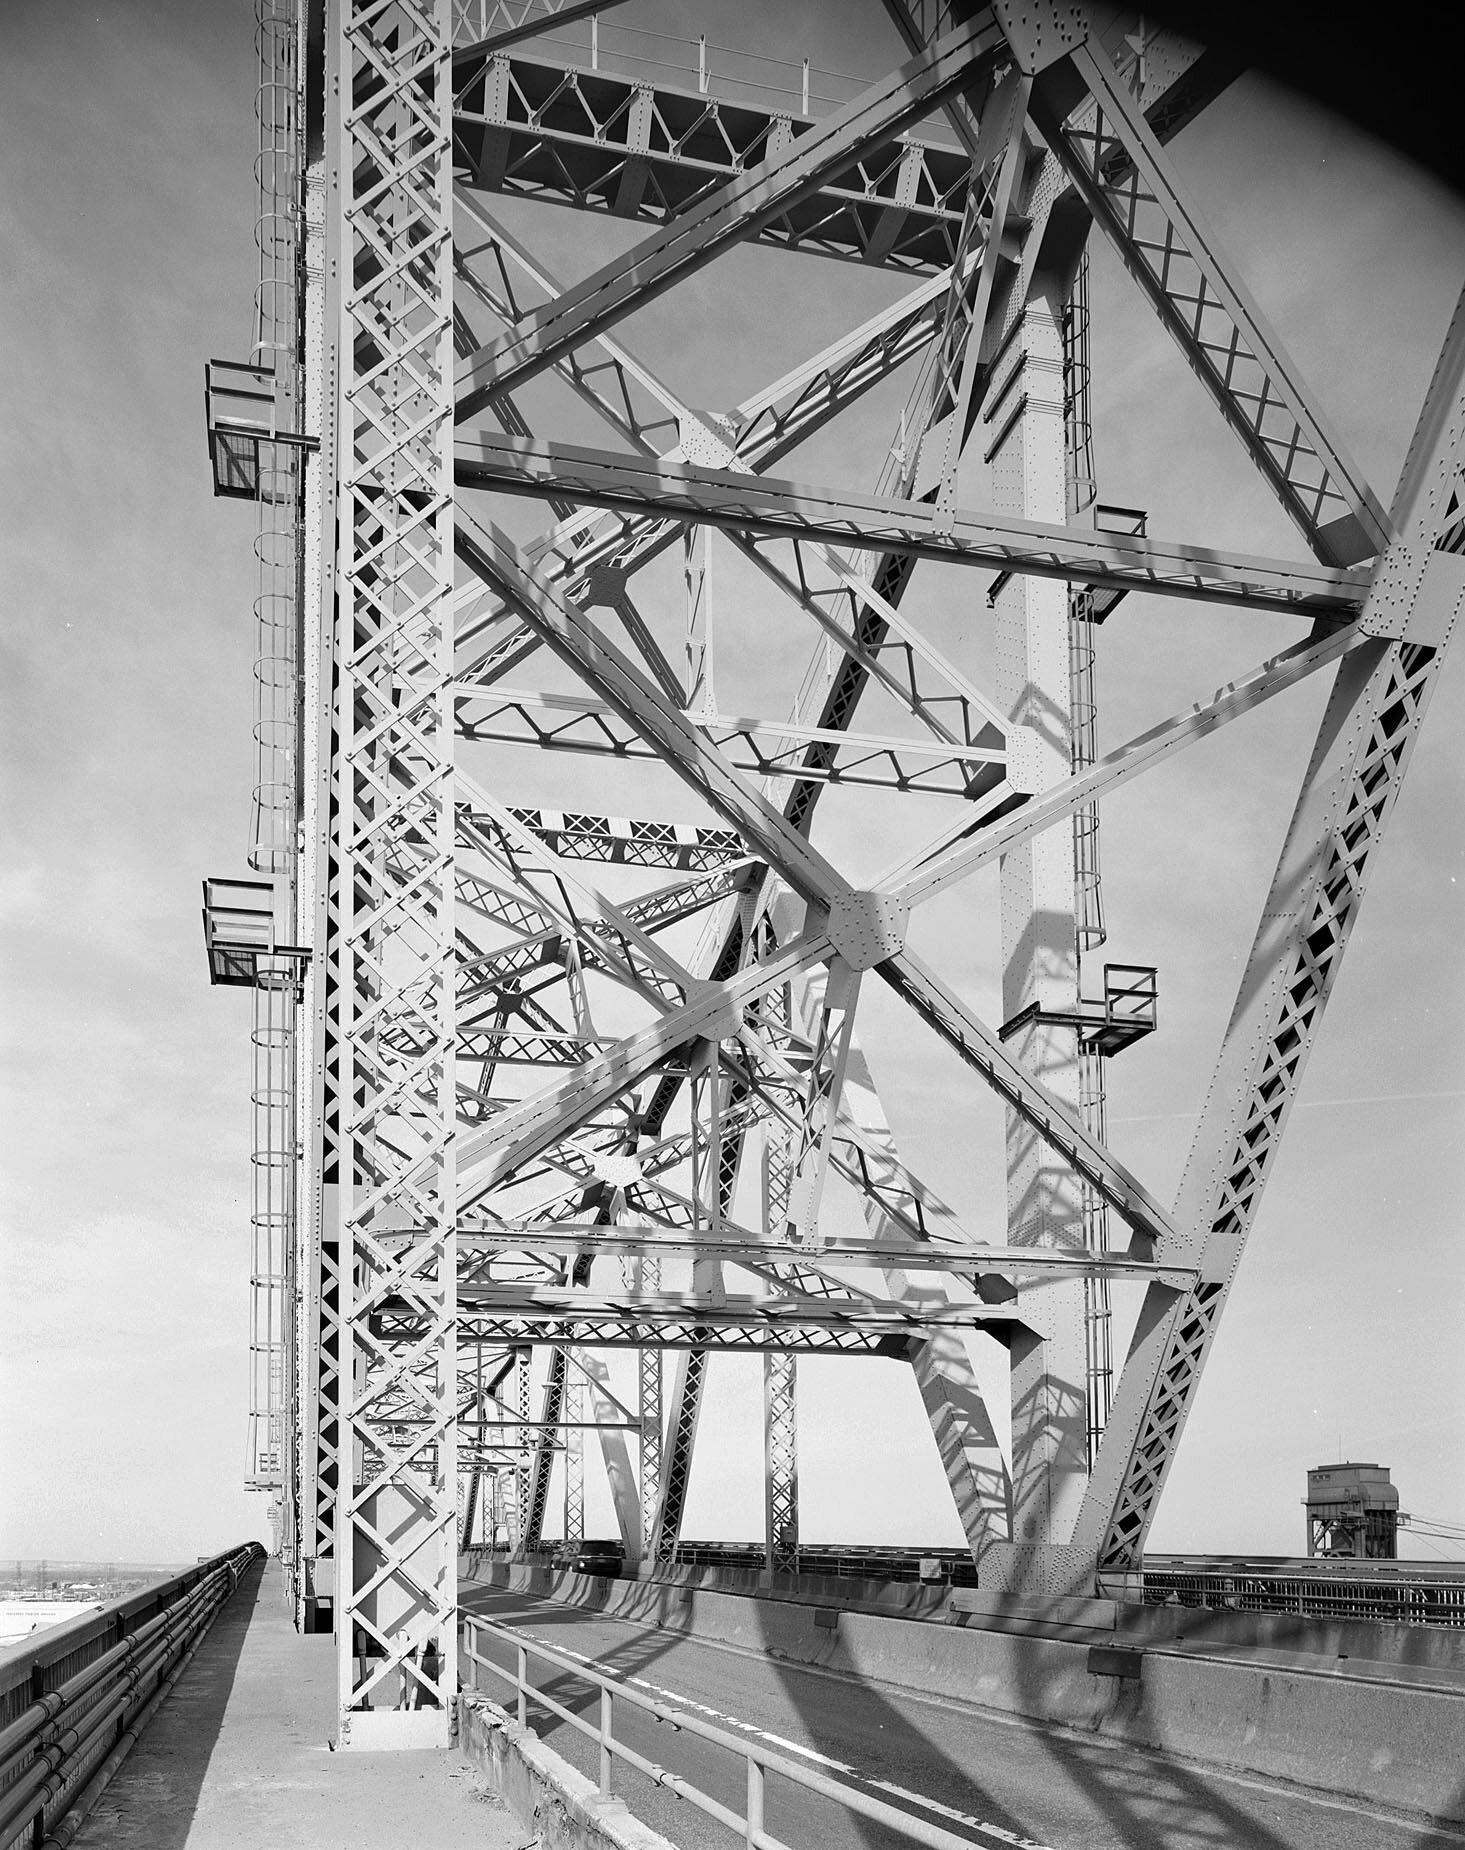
[69,1558,525,1849]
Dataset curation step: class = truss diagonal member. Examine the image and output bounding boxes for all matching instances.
[887,621,1366,907]
[449,222,976,690]
[1027,35,1391,567]
[732,533,1011,751]
[453,12,1007,421]
[455,929,831,1205]
[931,66,1031,527]
[456,770,697,993]
[454,513,860,902]
[575,1344,644,1563]
[454,186,690,459]
[456,433,1368,616]
[881,948,1179,1253]
[1072,287,1465,1576]
[459,511,1177,1251]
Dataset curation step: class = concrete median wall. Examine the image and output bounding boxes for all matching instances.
[462,1559,1465,1827]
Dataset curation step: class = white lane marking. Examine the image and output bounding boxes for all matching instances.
[514,1629,1059,1850]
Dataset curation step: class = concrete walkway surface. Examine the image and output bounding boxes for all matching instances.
[69,1559,528,1850]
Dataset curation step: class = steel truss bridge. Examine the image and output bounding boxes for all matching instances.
[198,0,1465,1749]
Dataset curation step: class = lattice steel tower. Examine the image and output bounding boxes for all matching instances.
[202,0,1465,1747]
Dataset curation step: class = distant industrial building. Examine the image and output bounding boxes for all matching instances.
[1305,1463,1401,1559]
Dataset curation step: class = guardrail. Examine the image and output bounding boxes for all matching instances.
[513,1541,981,1587]
[462,1609,980,1850]
[1099,1557,1465,1627]
[0,1543,263,1850]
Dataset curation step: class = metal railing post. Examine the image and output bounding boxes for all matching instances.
[516,1642,528,1727]
[598,1685,613,1794]
[746,1753,765,1847]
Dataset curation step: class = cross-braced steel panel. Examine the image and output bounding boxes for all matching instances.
[331,0,458,1747]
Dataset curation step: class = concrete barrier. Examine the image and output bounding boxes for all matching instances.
[459,1694,676,1850]
[463,1559,1465,1826]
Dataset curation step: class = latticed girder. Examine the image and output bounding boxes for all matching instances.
[330,0,458,1750]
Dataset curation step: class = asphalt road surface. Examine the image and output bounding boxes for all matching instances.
[459,1584,1464,1850]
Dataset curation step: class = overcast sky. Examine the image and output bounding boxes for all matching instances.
[3,0,1463,1566]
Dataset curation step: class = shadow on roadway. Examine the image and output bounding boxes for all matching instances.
[462,1576,1465,1849]
[462,1582,1044,1848]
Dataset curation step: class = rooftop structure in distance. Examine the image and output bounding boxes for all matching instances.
[1306,1463,1402,1559]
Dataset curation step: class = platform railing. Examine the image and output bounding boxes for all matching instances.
[462,1609,980,1850]
[0,1543,263,1850]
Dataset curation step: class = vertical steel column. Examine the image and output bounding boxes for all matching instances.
[299,130,342,1633]
[331,0,457,1749]
[760,1091,800,1574]
[763,1354,799,1573]
[523,1348,567,1552]
[515,1347,532,1548]
[564,1364,585,1549]
[247,0,305,1601]
[636,1287,665,1561]
[987,294,1088,1594]
[652,1350,704,1563]
[1063,250,1113,1465]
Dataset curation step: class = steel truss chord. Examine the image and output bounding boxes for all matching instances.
[455,432,1367,616]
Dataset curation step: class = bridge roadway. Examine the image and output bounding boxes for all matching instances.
[462,1582,1465,1850]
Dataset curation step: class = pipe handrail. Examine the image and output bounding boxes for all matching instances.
[462,1608,987,1850]
[0,1543,262,1850]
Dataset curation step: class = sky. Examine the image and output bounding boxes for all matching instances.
[2,0,1463,1567]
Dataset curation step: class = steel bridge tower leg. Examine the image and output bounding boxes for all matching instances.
[652,1349,704,1564]
[327,0,457,1748]
[984,291,1089,1596]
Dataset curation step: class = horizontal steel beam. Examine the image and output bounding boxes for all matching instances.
[452,1316,908,1354]
[455,1223,1197,1283]
[455,433,1367,615]
[453,51,970,276]
[452,683,1007,794]
[488,807,746,870]
[456,1287,1021,1326]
